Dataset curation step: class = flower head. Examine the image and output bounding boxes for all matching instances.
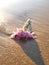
[10,28,35,40]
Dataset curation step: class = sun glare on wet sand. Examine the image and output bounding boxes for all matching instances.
[0,0,22,9]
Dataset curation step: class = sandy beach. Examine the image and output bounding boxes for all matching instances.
[0,0,49,65]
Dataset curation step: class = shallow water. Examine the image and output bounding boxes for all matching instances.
[0,0,49,33]
[0,0,49,15]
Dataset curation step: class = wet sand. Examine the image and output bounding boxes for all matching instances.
[0,0,49,65]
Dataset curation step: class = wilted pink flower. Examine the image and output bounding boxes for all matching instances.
[10,28,35,40]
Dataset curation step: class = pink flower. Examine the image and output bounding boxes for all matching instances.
[10,28,35,40]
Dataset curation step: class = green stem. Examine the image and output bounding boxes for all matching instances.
[22,19,30,31]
